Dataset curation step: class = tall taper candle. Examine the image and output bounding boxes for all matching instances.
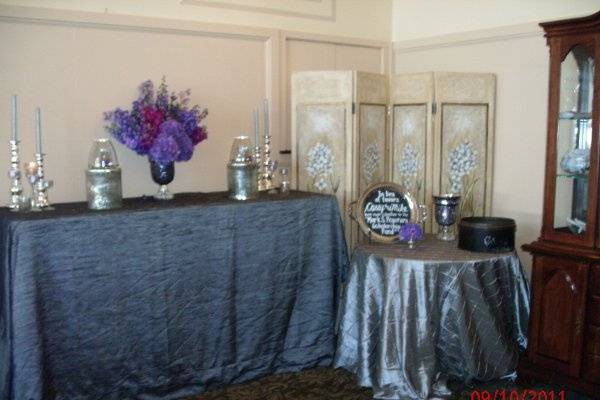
[35,107,42,154]
[263,99,269,137]
[254,108,260,146]
[10,95,17,141]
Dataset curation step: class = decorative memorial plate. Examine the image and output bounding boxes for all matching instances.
[355,182,417,243]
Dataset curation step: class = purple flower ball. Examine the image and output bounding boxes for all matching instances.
[399,223,424,242]
[149,133,179,164]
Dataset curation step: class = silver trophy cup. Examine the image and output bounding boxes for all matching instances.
[433,194,461,241]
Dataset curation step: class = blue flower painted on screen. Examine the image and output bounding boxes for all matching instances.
[305,142,339,193]
[397,143,422,195]
[447,140,479,218]
[448,141,477,193]
[362,143,380,186]
[306,142,333,177]
[314,177,328,192]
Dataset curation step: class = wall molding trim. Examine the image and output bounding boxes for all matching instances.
[181,0,336,22]
[0,4,276,41]
[393,23,543,54]
[282,29,388,49]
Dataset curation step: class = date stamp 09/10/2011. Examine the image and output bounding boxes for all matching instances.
[470,389,568,400]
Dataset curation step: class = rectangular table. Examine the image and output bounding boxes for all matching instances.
[0,191,347,400]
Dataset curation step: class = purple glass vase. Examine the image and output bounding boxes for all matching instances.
[149,159,175,200]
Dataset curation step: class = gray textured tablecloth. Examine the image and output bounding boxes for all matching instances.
[334,236,530,399]
[0,191,347,400]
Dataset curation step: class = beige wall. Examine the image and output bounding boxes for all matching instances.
[393,26,551,275]
[0,7,270,202]
[0,0,393,41]
[392,0,599,41]
[0,4,387,204]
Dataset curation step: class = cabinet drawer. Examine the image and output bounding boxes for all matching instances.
[592,265,600,295]
[588,325,600,355]
[589,296,600,326]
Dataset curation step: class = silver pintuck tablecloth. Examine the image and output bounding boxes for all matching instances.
[334,237,530,399]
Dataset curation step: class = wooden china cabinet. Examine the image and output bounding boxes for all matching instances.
[521,11,600,396]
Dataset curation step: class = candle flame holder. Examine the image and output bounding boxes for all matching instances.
[27,153,53,211]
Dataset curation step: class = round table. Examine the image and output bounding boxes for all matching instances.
[334,236,530,399]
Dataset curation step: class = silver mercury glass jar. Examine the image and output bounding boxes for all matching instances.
[228,136,259,201]
[86,138,122,210]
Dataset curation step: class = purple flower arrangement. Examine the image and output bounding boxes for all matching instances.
[399,223,424,243]
[104,78,208,164]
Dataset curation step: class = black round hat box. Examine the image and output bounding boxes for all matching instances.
[458,217,516,253]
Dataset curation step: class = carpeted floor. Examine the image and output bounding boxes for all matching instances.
[182,367,594,400]
[184,368,371,400]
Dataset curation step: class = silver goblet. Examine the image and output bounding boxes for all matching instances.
[433,194,461,241]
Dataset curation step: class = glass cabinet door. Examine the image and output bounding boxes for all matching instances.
[553,45,595,235]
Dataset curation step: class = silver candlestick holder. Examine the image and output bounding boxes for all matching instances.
[7,140,28,211]
[258,134,277,192]
[254,144,262,175]
[26,153,53,211]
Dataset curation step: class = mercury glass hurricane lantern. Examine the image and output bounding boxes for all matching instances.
[227,136,259,200]
[86,139,122,210]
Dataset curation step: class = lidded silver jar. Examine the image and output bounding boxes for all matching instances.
[227,136,259,200]
[86,139,122,210]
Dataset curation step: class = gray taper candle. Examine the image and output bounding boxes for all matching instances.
[35,107,42,154]
[11,95,17,141]
[263,98,269,137]
[254,108,260,147]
